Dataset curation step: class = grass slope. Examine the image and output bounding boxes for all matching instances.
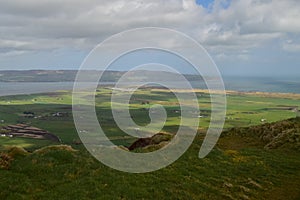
[0,88,300,199]
[0,129,299,199]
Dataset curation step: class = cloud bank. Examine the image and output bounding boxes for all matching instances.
[0,0,299,75]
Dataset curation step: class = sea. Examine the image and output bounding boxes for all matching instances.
[0,76,300,97]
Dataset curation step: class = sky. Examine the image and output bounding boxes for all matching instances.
[0,0,300,77]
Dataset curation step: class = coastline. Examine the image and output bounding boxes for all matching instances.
[1,81,300,99]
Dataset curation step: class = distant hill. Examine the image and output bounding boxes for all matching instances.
[0,70,103,82]
[0,70,204,82]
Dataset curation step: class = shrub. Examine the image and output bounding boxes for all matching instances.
[0,153,13,169]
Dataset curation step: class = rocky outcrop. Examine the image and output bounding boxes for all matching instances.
[128,133,173,151]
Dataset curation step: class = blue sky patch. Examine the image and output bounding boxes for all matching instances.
[196,0,231,9]
[196,0,214,8]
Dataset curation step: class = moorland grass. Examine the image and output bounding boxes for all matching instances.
[0,88,300,199]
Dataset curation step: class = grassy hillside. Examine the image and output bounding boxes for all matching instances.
[0,88,300,199]
[0,119,299,199]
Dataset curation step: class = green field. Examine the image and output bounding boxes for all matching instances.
[0,88,300,199]
[0,88,299,148]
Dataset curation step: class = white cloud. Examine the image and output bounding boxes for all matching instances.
[0,0,299,69]
[283,40,300,52]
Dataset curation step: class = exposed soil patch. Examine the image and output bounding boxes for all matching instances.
[0,124,61,142]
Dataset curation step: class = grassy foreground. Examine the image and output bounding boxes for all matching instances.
[0,88,300,199]
[0,130,299,199]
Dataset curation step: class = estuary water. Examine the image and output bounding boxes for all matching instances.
[0,76,300,97]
